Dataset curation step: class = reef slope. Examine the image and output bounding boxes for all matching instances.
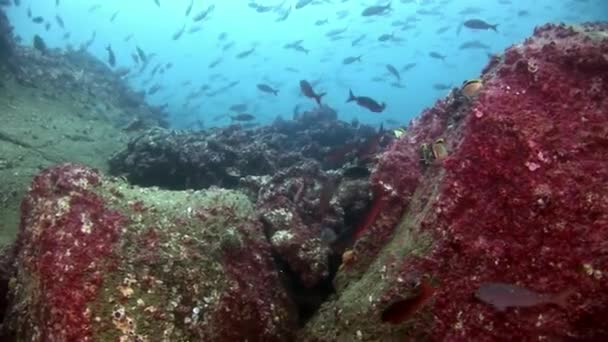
[299,23,608,341]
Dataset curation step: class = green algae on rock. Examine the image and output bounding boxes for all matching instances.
[4,163,297,341]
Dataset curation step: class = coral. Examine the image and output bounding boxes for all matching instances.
[299,23,608,341]
[3,163,297,341]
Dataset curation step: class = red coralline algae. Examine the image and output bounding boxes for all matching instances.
[300,23,608,341]
[11,163,124,341]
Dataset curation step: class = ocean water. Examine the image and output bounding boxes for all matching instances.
[4,0,608,129]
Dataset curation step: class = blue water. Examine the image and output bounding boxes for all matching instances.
[4,0,608,129]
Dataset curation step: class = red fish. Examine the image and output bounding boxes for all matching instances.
[475,282,573,312]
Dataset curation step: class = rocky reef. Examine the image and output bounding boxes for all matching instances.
[3,163,296,341]
[299,22,608,341]
[1,22,607,341]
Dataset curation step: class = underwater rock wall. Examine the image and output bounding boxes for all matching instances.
[300,22,608,341]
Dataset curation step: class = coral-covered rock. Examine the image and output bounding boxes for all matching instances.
[3,163,296,341]
[300,23,608,341]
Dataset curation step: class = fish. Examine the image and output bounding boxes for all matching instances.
[32,16,44,23]
[55,0,59,6]
[361,2,391,16]
[351,34,366,46]
[88,4,101,13]
[325,27,348,37]
[433,83,452,90]
[475,282,572,312]
[188,26,202,34]
[110,10,119,22]
[429,51,446,60]
[136,46,147,63]
[436,26,450,34]
[45,22,51,31]
[276,6,291,22]
[463,19,498,32]
[123,34,133,42]
[27,7,31,18]
[342,55,362,65]
[461,79,483,97]
[347,89,386,113]
[208,58,222,68]
[299,80,326,105]
[13,0,19,6]
[106,45,116,67]
[236,47,255,58]
[148,84,162,95]
[386,64,400,81]
[55,15,64,29]
[153,0,160,7]
[315,19,328,26]
[32,35,47,54]
[229,104,248,112]
[131,53,139,64]
[295,0,313,9]
[193,5,215,22]
[459,40,490,50]
[517,10,529,17]
[185,0,193,16]
[293,45,309,54]
[172,25,186,40]
[401,62,416,72]
[231,113,256,121]
[378,32,396,42]
[257,84,279,95]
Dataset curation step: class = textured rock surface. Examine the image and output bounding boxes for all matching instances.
[299,23,608,341]
[3,163,296,341]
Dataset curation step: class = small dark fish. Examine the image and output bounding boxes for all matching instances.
[88,4,101,13]
[257,83,279,95]
[361,2,391,16]
[517,10,529,17]
[295,0,313,9]
[106,45,116,67]
[459,40,490,50]
[208,57,222,68]
[33,34,47,53]
[148,84,162,95]
[153,0,160,7]
[123,33,133,42]
[131,53,139,64]
[188,26,202,34]
[218,32,227,40]
[13,0,20,6]
[110,10,119,22]
[55,0,59,6]
[276,6,292,22]
[236,47,255,58]
[378,32,396,42]
[185,0,193,16]
[55,15,64,29]
[32,16,44,24]
[136,46,147,63]
[229,104,248,112]
[299,80,326,105]
[475,283,572,312]
[45,22,51,31]
[429,51,446,60]
[293,45,309,54]
[231,113,255,121]
[433,83,452,90]
[386,64,400,81]
[193,5,215,22]
[435,25,450,34]
[315,18,328,26]
[401,62,416,72]
[172,25,186,40]
[463,19,498,32]
[27,7,31,18]
[351,34,366,46]
[347,89,386,113]
[325,27,348,37]
[342,55,362,65]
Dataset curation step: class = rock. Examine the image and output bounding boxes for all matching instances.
[3,163,297,341]
[299,23,608,341]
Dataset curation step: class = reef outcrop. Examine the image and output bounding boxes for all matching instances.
[299,22,608,341]
[2,163,296,341]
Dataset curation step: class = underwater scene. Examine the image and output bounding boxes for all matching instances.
[0,0,607,341]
